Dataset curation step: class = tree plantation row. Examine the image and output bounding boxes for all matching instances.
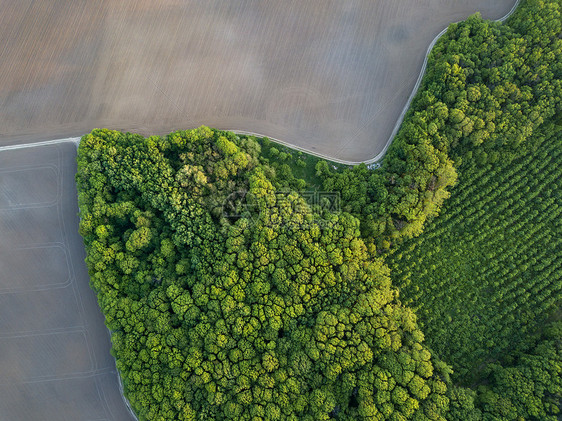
[389,122,562,416]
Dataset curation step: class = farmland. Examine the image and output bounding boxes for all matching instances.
[0,143,135,420]
[0,0,515,162]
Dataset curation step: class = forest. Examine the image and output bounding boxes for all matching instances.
[78,127,452,420]
[77,0,561,419]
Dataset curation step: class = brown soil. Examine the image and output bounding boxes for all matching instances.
[0,0,515,160]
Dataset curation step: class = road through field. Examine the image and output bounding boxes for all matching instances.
[0,142,136,420]
[0,0,516,162]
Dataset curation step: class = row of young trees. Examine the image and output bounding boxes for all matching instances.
[378,0,562,417]
[389,121,562,386]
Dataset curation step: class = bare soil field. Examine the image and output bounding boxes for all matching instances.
[0,143,135,420]
[0,0,515,162]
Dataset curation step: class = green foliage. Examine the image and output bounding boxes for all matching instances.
[446,321,562,420]
[476,321,562,420]
[320,0,561,417]
[389,124,562,383]
[77,127,449,420]
[259,138,347,192]
[320,0,561,249]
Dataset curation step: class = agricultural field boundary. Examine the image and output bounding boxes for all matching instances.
[0,3,521,164]
[227,0,521,165]
[0,137,80,152]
